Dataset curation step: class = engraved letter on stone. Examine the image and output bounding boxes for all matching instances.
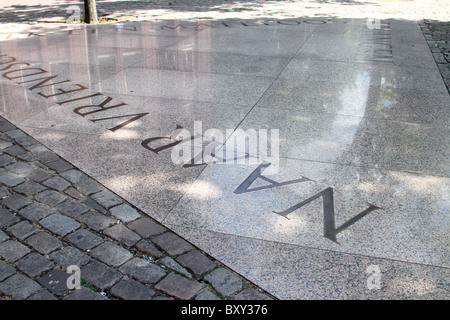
[274,187,381,243]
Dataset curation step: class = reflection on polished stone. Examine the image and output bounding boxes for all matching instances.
[226,107,449,176]
[256,78,450,124]
[91,68,274,105]
[0,17,448,299]
[132,50,290,77]
[164,157,449,268]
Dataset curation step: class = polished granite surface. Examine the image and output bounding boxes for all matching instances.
[0,18,448,299]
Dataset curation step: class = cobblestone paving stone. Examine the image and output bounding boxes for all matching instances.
[420,20,450,93]
[0,116,275,300]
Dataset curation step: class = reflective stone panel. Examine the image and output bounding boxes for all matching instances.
[164,157,449,268]
[0,17,448,299]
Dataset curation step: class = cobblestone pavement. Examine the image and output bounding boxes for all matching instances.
[0,116,275,300]
[420,20,450,94]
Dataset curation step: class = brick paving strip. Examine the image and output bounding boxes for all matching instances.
[0,116,275,300]
[419,20,450,93]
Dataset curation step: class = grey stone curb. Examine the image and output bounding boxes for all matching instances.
[0,116,276,300]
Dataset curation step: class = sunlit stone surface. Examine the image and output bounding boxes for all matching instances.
[0,16,448,299]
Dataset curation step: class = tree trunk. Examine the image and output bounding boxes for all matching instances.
[84,0,99,24]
